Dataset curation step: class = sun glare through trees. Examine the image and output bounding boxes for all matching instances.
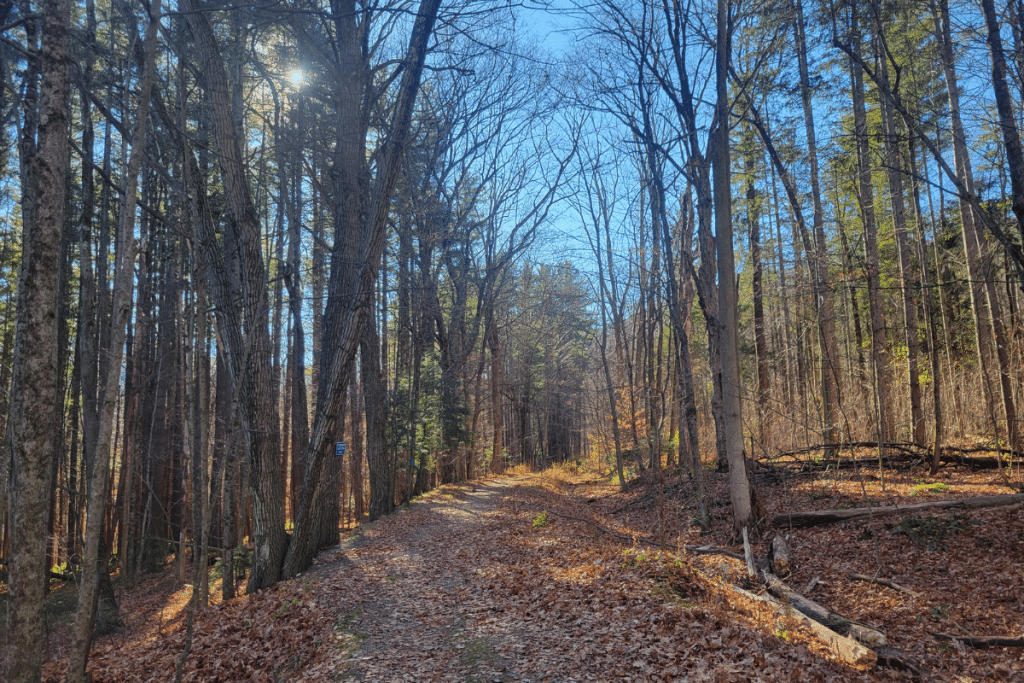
[2,0,1024,681]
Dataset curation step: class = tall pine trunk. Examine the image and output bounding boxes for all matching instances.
[4,2,70,680]
[848,8,895,447]
[795,0,842,452]
[181,0,287,593]
[714,0,756,534]
[872,26,924,445]
[930,0,1012,446]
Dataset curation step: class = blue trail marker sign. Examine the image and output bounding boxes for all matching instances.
[335,441,346,457]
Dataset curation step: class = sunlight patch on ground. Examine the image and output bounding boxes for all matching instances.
[543,560,605,586]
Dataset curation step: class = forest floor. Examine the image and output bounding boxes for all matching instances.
[34,453,1024,682]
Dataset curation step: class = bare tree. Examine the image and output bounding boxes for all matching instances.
[979,0,1024,240]
[793,0,841,452]
[869,3,924,446]
[574,125,630,489]
[66,0,161,678]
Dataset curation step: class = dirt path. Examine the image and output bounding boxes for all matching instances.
[296,478,536,682]
[48,468,1024,681]
[40,468,1024,681]
[291,476,879,683]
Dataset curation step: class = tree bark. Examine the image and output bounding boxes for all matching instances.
[746,159,769,451]
[284,0,444,578]
[729,583,878,670]
[714,0,756,534]
[771,493,1024,528]
[794,0,842,453]
[68,0,158,677]
[180,0,287,593]
[872,26,924,446]
[763,572,887,648]
[908,137,944,475]
[364,319,391,520]
[848,7,895,447]
[741,97,837,453]
[979,0,1024,241]
[3,2,70,681]
[929,0,1008,446]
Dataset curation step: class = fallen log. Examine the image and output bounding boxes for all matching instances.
[847,572,921,598]
[875,647,923,674]
[771,440,1024,460]
[728,583,878,670]
[766,441,1023,471]
[759,572,922,672]
[762,572,887,649]
[939,451,1013,470]
[931,632,1024,648]
[769,442,924,459]
[782,456,921,474]
[771,493,1024,529]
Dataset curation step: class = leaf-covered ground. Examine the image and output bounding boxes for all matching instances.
[38,458,1024,682]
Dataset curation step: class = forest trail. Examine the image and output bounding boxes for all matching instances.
[58,465,1024,682]
[298,478,530,682]
[287,474,881,683]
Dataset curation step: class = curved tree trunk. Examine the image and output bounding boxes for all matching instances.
[68,0,158,677]
[180,0,287,593]
[284,0,443,578]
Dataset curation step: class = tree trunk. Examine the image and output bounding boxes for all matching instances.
[4,2,70,681]
[487,313,505,475]
[872,28,924,446]
[930,0,1007,446]
[838,217,870,413]
[284,0,443,578]
[364,318,391,520]
[746,157,769,452]
[908,136,945,474]
[772,493,1024,528]
[68,0,158,676]
[285,173,310,525]
[672,206,708,529]
[769,172,798,428]
[979,0,1024,242]
[794,0,842,452]
[848,9,895,447]
[978,0,1024,448]
[714,0,756,534]
[348,381,364,521]
[180,0,287,593]
[210,347,236,600]
[742,98,837,453]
